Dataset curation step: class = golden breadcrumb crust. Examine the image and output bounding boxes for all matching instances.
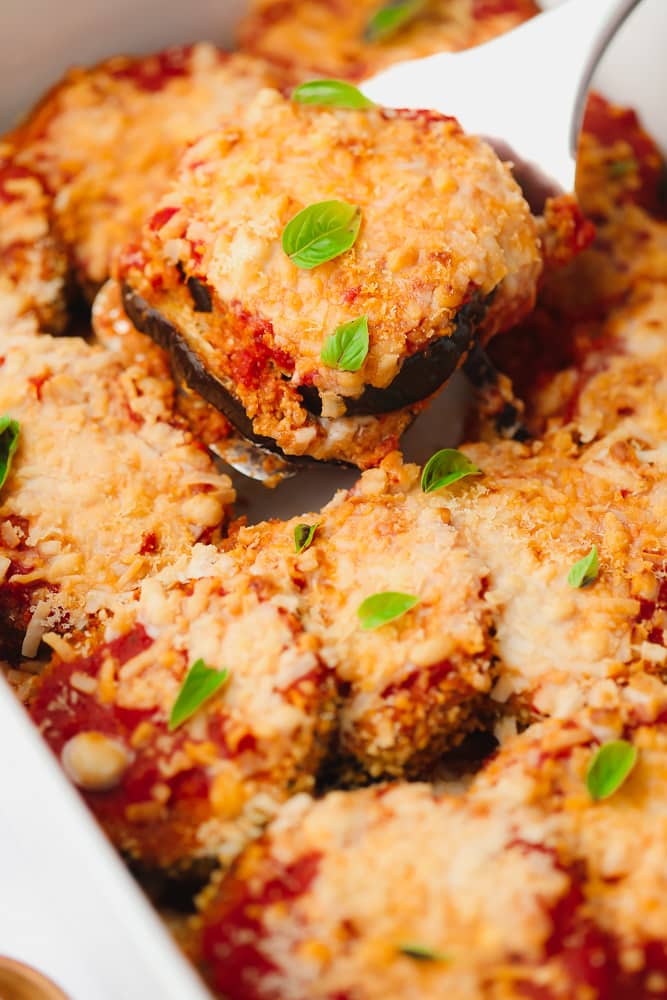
[0,327,235,659]
[30,567,336,870]
[11,45,280,294]
[195,685,667,999]
[223,453,494,775]
[122,89,540,464]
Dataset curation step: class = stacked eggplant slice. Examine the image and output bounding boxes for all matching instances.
[121,90,543,467]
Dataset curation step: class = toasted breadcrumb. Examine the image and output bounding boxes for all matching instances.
[122,89,541,465]
[0,326,234,658]
[30,566,336,870]
[11,46,281,294]
[195,689,667,999]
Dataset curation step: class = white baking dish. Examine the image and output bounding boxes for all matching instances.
[0,2,665,997]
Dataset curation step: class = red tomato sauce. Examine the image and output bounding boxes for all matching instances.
[200,852,321,1000]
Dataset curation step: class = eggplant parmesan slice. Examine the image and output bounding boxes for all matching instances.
[238,0,539,82]
[0,150,67,333]
[121,89,541,466]
[0,326,234,660]
[195,700,667,1000]
[29,566,336,871]
[436,422,667,724]
[11,45,281,295]
[222,454,495,776]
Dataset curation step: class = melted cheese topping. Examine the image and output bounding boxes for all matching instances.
[198,689,667,998]
[13,45,280,290]
[475,707,667,956]
[34,571,335,867]
[440,422,664,719]
[0,326,235,652]
[222,455,493,774]
[135,89,540,401]
[197,783,571,1000]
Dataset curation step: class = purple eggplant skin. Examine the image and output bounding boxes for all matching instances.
[121,283,341,466]
[122,283,489,461]
[299,292,490,418]
[186,276,213,313]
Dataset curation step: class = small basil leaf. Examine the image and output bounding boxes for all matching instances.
[282,200,361,270]
[0,415,19,490]
[421,448,482,494]
[321,315,369,372]
[608,158,638,179]
[365,0,426,42]
[294,522,320,554]
[586,739,637,801]
[398,942,450,962]
[357,591,420,630]
[292,80,375,110]
[168,659,229,731]
[567,545,599,588]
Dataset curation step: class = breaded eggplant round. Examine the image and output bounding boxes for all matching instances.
[440,420,667,723]
[122,89,541,466]
[195,701,667,999]
[29,567,336,870]
[223,455,495,775]
[12,45,281,294]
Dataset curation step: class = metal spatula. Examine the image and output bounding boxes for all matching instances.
[361,0,640,204]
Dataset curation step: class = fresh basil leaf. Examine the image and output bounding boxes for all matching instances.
[282,200,361,270]
[608,158,638,179]
[398,942,450,962]
[567,545,599,588]
[357,591,420,630]
[321,315,369,372]
[294,522,320,554]
[168,659,229,731]
[0,415,19,490]
[292,79,375,110]
[365,0,426,42]
[421,448,482,494]
[586,739,637,801]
